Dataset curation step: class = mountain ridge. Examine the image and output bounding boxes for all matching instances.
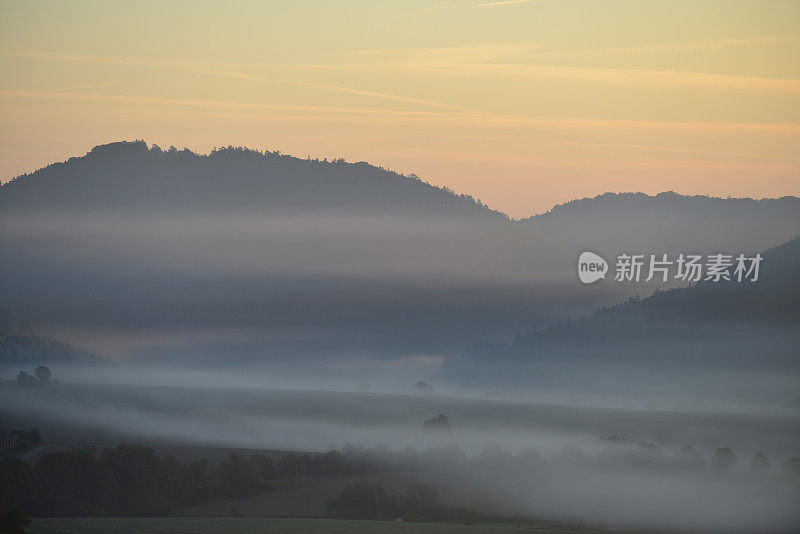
[3,141,798,223]
[0,140,506,219]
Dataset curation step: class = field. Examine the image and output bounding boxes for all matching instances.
[28,518,605,534]
[183,471,437,517]
[27,518,610,534]
[6,382,800,532]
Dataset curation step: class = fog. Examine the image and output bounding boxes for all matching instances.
[0,210,620,362]
[1,377,798,531]
[2,145,799,531]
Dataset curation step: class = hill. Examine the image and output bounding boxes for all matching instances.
[444,238,800,407]
[0,142,567,363]
[526,191,800,256]
[1,141,798,368]
[0,320,101,366]
[0,140,503,218]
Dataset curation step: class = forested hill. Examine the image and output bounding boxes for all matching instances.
[0,320,101,365]
[576,235,800,327]
[447,237,800,385]
[525,191,800,255]
[0,141,503,218]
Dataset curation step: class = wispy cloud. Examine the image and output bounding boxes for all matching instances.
[522,35,800,60]
[322,34,800,94]
[330,44,544,63]
[1,49,477,113]
[4,89,797,137]
[394,4,460,16]
[0,89,474,117]
[475,0,542,7]
[395,0,542,16]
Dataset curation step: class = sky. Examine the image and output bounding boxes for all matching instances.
[0,0,798,217]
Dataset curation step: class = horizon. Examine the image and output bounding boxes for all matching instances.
[2,0,799,217]
[4,139,799,220]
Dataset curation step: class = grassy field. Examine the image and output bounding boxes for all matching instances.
[28,518,609,534]
[182,471,424,517]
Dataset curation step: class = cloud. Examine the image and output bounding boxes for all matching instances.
[394,0,542,16]
[394,61,800,94]
[329,44,544,63]
[521,35,800,60]
[475,0,542,7]
[394,4,460,16]
[0,89,471,118]
[1,49,477,113]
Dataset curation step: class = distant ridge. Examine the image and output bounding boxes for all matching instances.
[527,191,799,220]
[524,191,800,255]
[0,319,102,365]
[0,140,506,218]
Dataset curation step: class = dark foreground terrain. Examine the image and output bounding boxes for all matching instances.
[26,518,610,534]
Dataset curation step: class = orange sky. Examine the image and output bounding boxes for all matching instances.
[1,0,799,217]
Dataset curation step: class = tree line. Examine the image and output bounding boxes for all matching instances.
[0,444,374,518]
[2,438,799,521]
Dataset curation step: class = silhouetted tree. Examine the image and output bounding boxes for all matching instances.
[34,365,51,385]
[325,481,397,520]
[251,454,276,480]
[35,450,113,516]
[215,454,264,498]
[711,447,737,469]
[399,481,445,521]
[0,510,30,534]
[422,414,451,433]
[414,381,433,393]
[101,444,172,516]
[475,442,513,468]
[673,445,706,469]
[15,371,38,388]
[0,459,39,513]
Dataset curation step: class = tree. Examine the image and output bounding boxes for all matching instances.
[185,459,214,503]
[782,457,800,477]
[475,442,513,468]
[101,444,172,516]
[11,429,42,449]
[15,371,38,388]
[422,414,451,433]
[0,510,31,534]
[276,453,309,481]
[750,452,770,471]
[414,381,433,393]
[35,450,113,516]
[215,454,264,498]
[34,365,52,385]
[251,454,276,480]
[325,481,397,520]
[673,445,706,469]
[711,447,737,469]
[0,458,40,514]
[398,481,455,522]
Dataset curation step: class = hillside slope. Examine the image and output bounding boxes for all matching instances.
[526,191,800,256]
[0,140,502,218]
[445,238,800,407]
